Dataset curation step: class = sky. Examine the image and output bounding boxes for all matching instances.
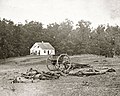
[0,0,120,28]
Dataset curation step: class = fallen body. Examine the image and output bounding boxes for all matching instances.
[69,67,115,76]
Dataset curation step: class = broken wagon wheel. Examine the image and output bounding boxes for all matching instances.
[46,55,58,71]
[56,54,71,72]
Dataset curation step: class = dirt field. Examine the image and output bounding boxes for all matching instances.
[0,54,120,96]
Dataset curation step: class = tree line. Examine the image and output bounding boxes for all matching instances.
[0,18,120,59]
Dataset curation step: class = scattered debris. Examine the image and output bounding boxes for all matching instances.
[82,81,90,86]
[70,63,92,70]
[102,60,108,62]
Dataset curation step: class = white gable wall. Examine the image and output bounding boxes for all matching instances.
[30,45,42,55]
[30,43,55,55]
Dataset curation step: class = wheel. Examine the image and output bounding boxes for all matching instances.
[46,55,56,71]
[56,54,71,72]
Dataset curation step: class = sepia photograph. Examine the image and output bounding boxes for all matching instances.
[0,0,120,96]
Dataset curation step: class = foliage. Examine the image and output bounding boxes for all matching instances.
[0,18,120,59]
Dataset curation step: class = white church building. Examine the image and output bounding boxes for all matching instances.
[30,41,55,55]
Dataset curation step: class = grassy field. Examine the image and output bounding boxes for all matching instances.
[0,54,120,96]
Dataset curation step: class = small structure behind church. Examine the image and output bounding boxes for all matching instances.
[30,41,55,55]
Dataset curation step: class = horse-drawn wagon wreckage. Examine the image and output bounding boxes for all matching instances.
[12,54,116,83]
